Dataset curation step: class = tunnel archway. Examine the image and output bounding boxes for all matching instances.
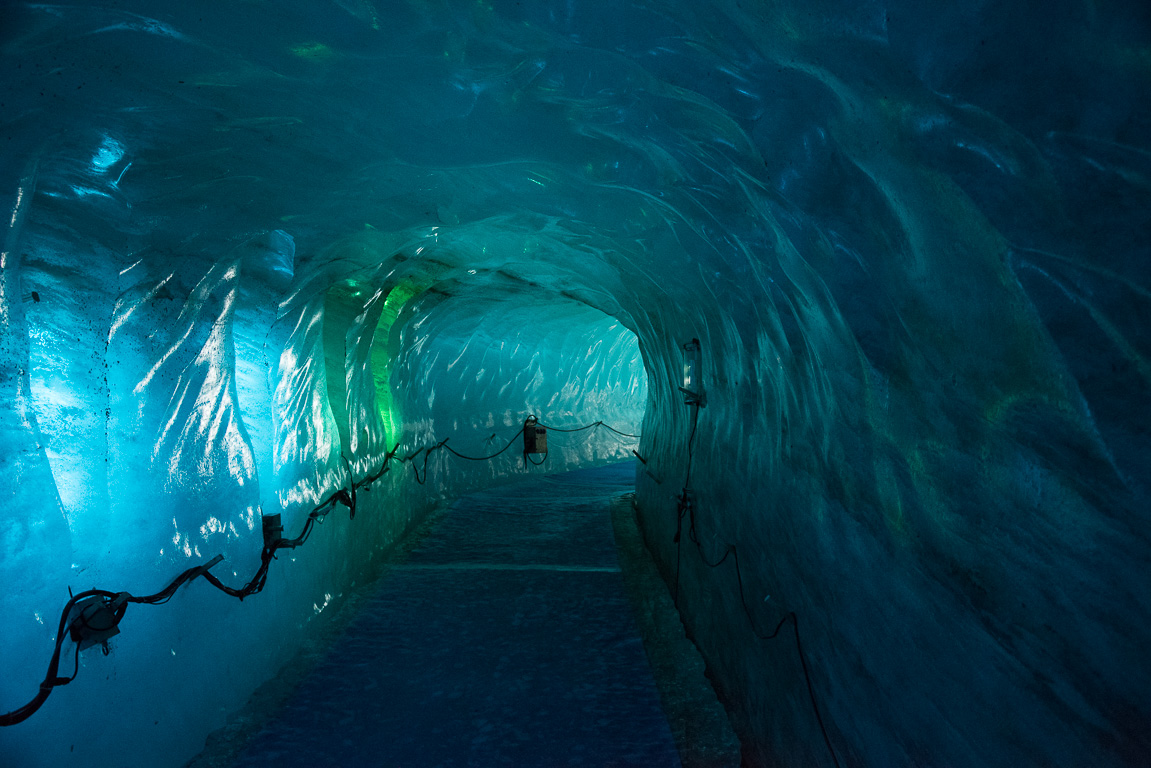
[2,1,1149,766]
[317,230,652,491]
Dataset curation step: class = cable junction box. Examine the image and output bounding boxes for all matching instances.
[66,596,123,652]
[523,417,547,454]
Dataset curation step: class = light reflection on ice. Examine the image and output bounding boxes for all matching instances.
[90,136,124,173]
[199,516,223,539]
[1,4,1143,765]
[69,185,112,199]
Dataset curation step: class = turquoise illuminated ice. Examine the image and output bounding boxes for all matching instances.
[0,1,1147,766]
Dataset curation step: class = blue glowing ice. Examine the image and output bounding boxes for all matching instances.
[0,0,1147,766]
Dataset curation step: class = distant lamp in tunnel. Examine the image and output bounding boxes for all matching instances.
[523,416,548,453]
[680,338,704,407]
[523,416,548,467]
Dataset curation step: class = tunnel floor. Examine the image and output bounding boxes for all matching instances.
[221,462,684,767]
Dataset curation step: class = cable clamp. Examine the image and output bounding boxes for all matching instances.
[188,554,224,582]
[340,454,356,519]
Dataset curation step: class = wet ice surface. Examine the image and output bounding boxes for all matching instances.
[232,461,679,767]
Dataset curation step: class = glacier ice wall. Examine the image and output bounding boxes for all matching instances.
[1,0,1148,766]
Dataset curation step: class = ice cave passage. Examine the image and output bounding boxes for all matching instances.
[1,1,1149,766]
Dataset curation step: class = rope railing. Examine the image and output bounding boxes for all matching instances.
[667,399,842,768]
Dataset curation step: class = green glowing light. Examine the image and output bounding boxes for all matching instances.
[371,283,421,443]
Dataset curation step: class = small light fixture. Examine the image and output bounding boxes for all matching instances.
[523,415,548,455]
[67,595,125,653]
[680,338,704,406]
[261,513,284,550]
[522,415,548,467]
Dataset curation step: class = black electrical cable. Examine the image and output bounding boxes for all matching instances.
[536,419,641,439]
[683,402,700,489]
[533,420,596,433]
[3,413,636,727]
[3,452,370,725]
[694,540,733,570]
[353,444,398,491]
[0,587,120,726]
[677,524,842,768]
[410,446,435,485]
[600,422,641,439]
[63,640,81,684]
[127,558,227,606]
[408,426,526,482]
[672,401,701,606]
[407,419,637,469]
[729,546,842,768]
[439,424,525,462]
[668,397,840,767]
[600,426,641,444]
[392,441,437,484]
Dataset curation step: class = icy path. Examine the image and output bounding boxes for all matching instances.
[231,461,680,767]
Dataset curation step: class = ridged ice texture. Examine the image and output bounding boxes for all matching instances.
[392,294,646,489]
[1,1,1148,766]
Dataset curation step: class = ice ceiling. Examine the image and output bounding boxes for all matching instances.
[1,1,1149,766]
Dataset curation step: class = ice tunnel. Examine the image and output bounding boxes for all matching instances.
[1,0,1149,765]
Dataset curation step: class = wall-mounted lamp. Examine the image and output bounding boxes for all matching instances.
[680,338,704,407]
[261,513,284,549]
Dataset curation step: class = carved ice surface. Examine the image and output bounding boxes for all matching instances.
[0,1,1148,766]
